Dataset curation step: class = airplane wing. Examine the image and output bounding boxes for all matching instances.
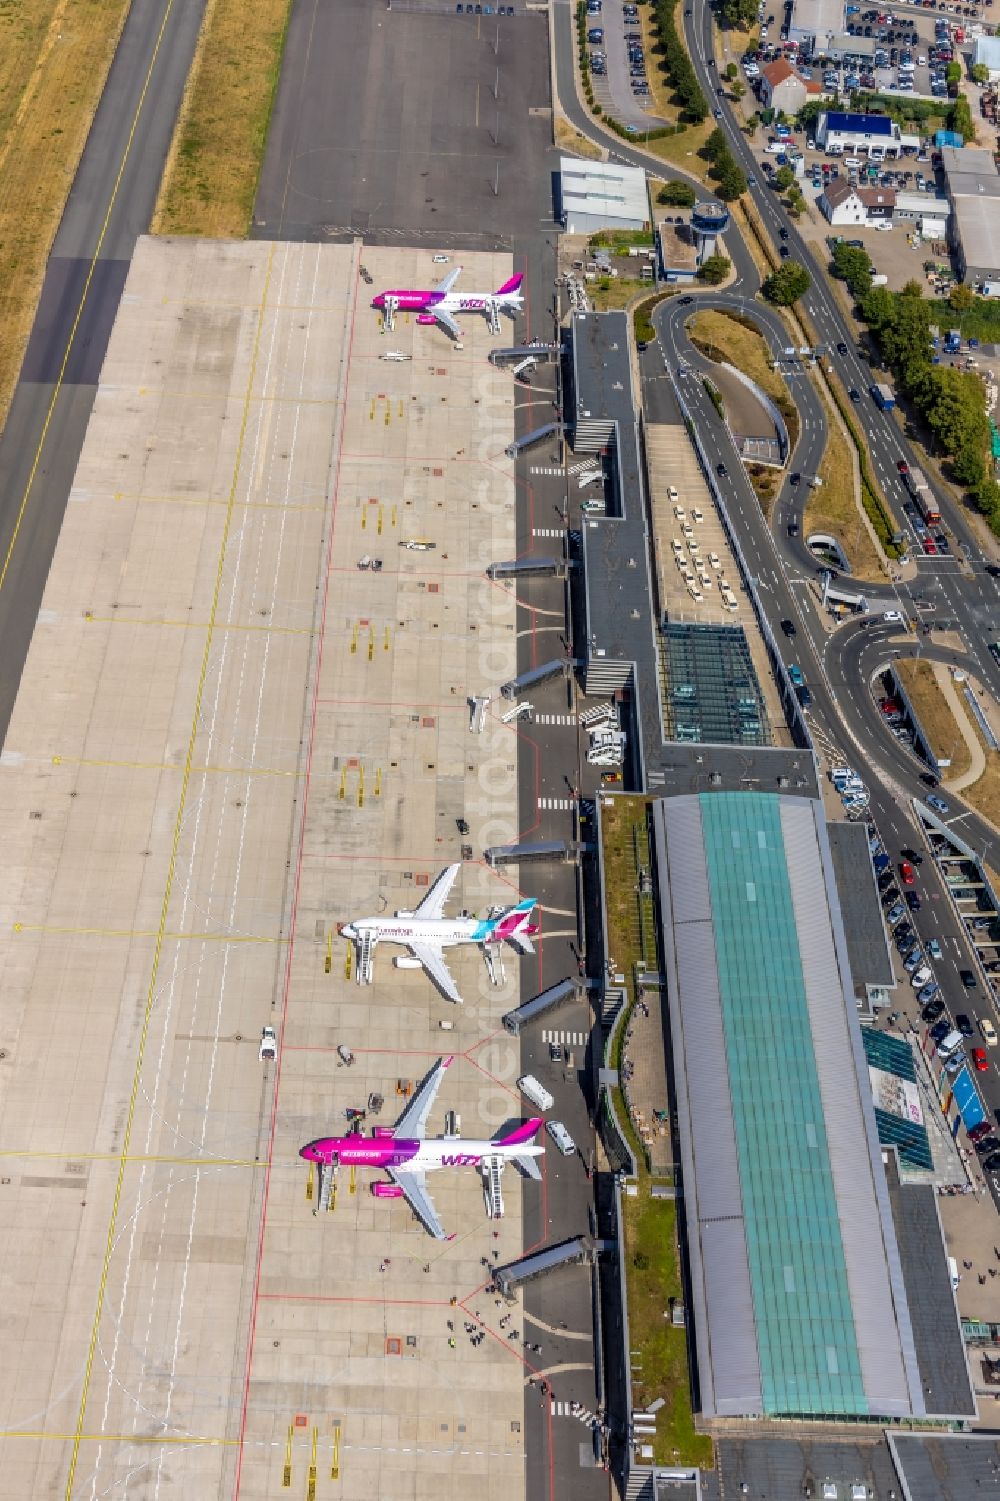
[511,1152,542,1181]
[413,864,461,921]
[388,1168,448,1239]
[394,1055,452,1138]
[432,307,463,341]
[410,943,464,1005]
[433,266,462,295]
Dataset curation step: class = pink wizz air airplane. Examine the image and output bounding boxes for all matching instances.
[371,266,524,341]
[300,1057,544,1239]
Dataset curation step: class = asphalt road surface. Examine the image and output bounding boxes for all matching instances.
[0,0,208,746]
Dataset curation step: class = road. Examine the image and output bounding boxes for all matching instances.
[0,0,207,744]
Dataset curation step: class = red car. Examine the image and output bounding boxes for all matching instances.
[922,536,937,555]
[897,459,909,474]
[970,1121,995,1142]
[973,1047,990,1072]
[900,860,916,885]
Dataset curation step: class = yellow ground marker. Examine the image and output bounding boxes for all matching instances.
[283,1424,293,1487]
[338,766,347,799]
[374,767,382,798]
[349,1164,356,1196]
[62,245,279,1501]
[325,930,333,973]
[305,1162,315,1202]
[307,1427,318,1501]
[331,1422,342,1481]
[383,625,391,653]
[350,622,359,654]
[377,504,383,535]
[357,765,365,809]
[344,942,353,981]
[391,503,397,527]
[367,626,374,663]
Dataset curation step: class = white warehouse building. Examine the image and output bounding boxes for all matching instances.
[559,158,650,235]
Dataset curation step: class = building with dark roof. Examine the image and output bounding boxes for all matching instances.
[817,111,900,156]
[565,312,818,799]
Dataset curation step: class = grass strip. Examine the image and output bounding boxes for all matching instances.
[895,659,972,780]
[153,0,293,236]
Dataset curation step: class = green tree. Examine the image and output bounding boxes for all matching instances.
[972,62,990,84]
[731,79,746,102]
[725,61,738,80]
[945,60,962,83]
[949,282,975,312]
[831,243,873,298]
[698,253,731,284]
[713,156,748,200]
[658,179,696,206]
[786,187,805,217]
[704,126,727,160]
[762,260,811,305]
[774,164,795,191]
[721,0,757,26]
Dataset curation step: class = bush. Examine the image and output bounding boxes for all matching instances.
[658,179,696,206]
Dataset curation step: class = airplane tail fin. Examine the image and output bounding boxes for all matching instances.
[493,1117,543,1148]
[495,273,523,297]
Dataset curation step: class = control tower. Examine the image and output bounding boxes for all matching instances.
[691,200,730,264]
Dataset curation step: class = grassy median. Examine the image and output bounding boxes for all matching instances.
[686,307,800,451]
[0,0,132,429]
[153,0,292,236]
[895,660,971,780]
[805,390,885,582]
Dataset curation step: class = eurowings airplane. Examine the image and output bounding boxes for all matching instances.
[340,863,538,1004]
[300,1056,544,1239]
[372,267,524,341]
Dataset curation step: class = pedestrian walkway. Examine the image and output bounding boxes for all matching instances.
[537,795,575,810]
[532,526,565,537]
[619,987,673,1175]
[534,712,576,725]
[541,1029,589,1047]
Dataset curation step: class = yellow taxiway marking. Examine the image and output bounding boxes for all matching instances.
[52,754,298,779]
[63,244,279,1498]
[0,0,177,610]
[14,923,283,945]
[84,614,314,638]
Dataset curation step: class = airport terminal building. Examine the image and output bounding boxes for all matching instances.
[653,790,972,1424]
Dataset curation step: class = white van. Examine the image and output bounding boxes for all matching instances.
[546,1120,577,1156]
[518,1074,554,1112]
[938,1029,964,1056]
[948,1255,960,1291]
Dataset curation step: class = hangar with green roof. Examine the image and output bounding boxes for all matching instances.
[652,789,971,1424]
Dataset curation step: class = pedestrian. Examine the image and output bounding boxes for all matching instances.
[448,1338,456,1348]
[379,1260,387,1273]
[980,1274,987,1285]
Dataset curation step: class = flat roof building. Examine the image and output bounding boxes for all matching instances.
[560,157,650,235]
[653,789,973,1423]
[942,147,1000,283]
[657,219,698,281]
[788,0,844,46]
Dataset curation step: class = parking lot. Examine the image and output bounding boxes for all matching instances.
[586,0,661,124]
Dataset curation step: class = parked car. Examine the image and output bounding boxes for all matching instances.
[972,1047,990,1072]
[961,969,978,988]
[922,997,945,1021]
